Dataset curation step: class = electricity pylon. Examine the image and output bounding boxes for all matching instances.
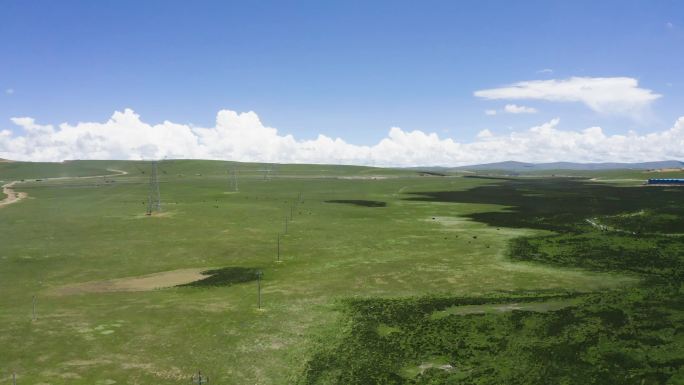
[231,167,239,192]
[258,165,273,181]
[191,370,208,385]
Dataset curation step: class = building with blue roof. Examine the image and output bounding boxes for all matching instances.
[647,179,684,185]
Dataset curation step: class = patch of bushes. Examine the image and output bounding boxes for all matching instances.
[509,233,684,282]
[300,288,683,385]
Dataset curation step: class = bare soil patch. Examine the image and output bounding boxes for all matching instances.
[646,168,684,173]
[337,176,389,180]
[134,211,175,219]
[51,268,208,295]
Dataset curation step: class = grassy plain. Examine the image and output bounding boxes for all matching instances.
[0,160,679,384]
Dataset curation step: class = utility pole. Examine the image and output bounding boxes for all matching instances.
[146,160,161,215]
[191,370,208,385]
[256,271,263,309]
[153,161,161,212]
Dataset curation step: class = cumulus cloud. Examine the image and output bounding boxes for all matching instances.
[504,104,537,114]
[474,77,661,117]
[1,108,683,166]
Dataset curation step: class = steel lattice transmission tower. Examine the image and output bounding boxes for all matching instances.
[146,161,161,215]
[231,167,239,192]
[258,165,273,181]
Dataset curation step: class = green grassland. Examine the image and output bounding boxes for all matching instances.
[303,177,683,384]
[0,160,682,384]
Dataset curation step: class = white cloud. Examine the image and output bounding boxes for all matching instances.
[666,22,674,29]
[5,88,14,95]
[537,69,554,74]
[485,105,538,115]
[504,104,537,114]
[476,129,493,139]
[1,108,684,166]
[475,77,661,117]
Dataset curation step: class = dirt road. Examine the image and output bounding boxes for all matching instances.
[0,168,128,209]
[0,181,28,208]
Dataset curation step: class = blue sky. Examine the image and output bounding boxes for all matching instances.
[1,1,683,165]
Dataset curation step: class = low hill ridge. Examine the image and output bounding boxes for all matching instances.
[453,160,684,171]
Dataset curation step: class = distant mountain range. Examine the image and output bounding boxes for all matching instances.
[1,158,682,171]
[452,160,684,171]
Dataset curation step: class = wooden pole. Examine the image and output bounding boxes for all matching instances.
[257,271,263,309]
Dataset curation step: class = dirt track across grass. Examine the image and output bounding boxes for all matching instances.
[0,181,27,208]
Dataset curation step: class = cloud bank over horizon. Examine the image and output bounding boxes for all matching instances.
[1,108,683,166]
